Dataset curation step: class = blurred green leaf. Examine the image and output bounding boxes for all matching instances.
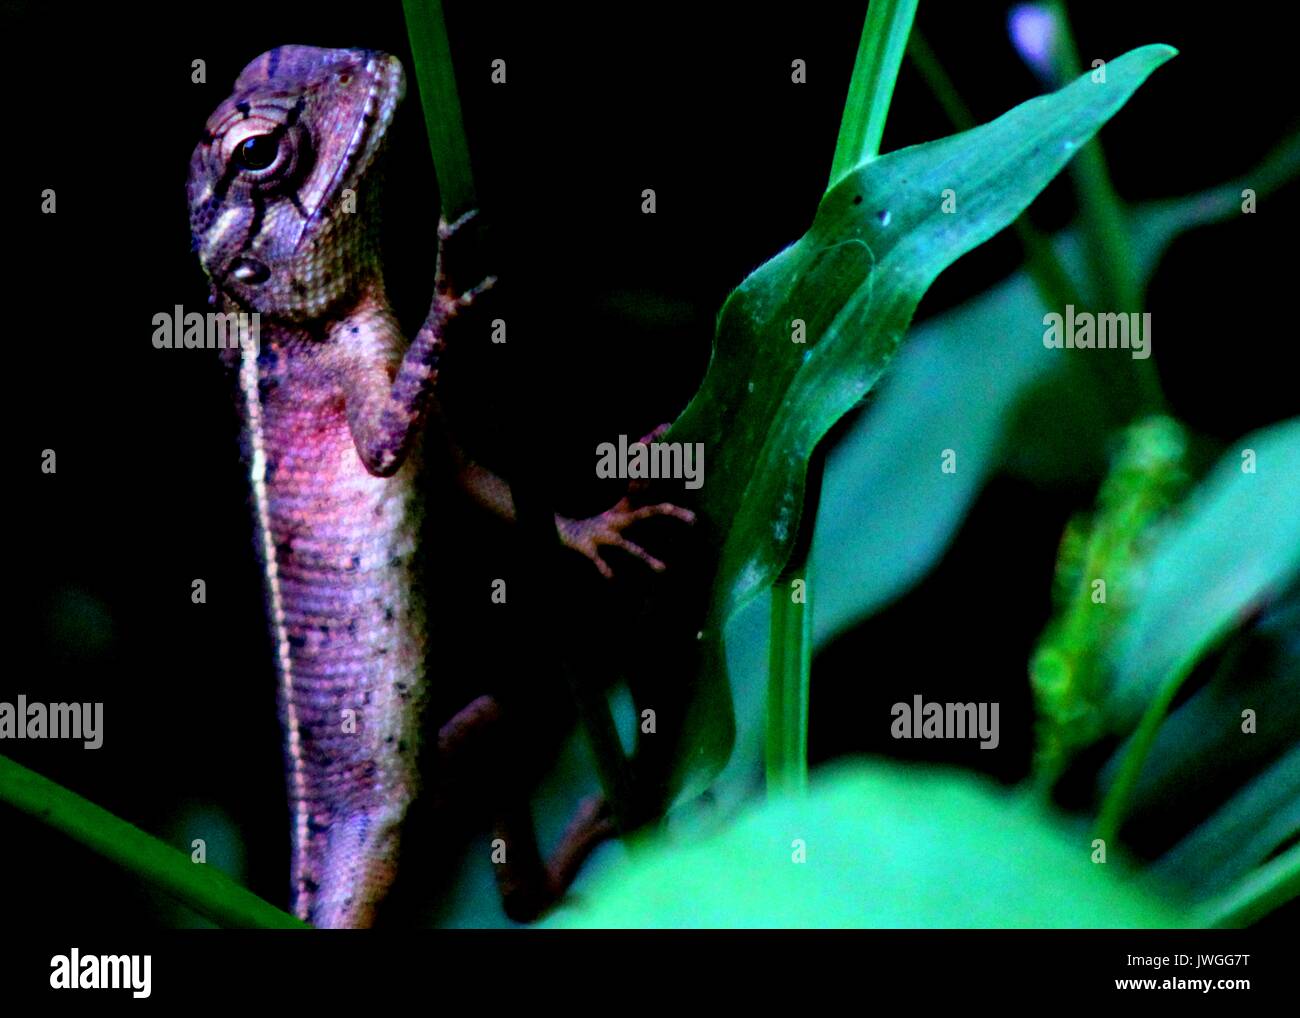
[1195,841,1300,928]
[1154,745,1300,899]
[551,762,1185,927]
[811,271,1055,641]
[1131,131,1300,285]
[1099,589,1300,852]
[1086,419,1300,843]
[1106,418,1300,722]
[663,45,1177,801]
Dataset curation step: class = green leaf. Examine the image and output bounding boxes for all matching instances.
[811,270,1057,641]
[802,130,1300,647]
[0,755,307,929]
[665,44,1177,800]
[401,0,477,219]
[550,762,1185,927]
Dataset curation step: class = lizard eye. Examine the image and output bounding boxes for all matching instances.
[235,134,281,172]
[220,120,310,191]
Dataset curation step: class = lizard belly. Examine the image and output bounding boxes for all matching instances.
[251,378,427,928]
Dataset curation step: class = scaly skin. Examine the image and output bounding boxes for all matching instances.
[187,46,691,927]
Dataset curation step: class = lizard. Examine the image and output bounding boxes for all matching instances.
[186,44,693,928]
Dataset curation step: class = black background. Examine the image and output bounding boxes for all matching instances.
[7,0,1298,932]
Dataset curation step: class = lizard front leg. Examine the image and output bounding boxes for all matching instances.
[341,211,495,479]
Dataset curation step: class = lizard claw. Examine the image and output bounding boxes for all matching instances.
[438,207,482,240]
[456,274,496,307]
[434,208,493,301]
[558,495,695,580]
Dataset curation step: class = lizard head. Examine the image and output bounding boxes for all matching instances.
[188,46,405,321]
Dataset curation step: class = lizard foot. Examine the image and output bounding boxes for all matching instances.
[557,424,696,579]
[544,795,617,895]
[495,795,617,923]
[557,498,696,579]
[434,208,495,307]
[433,698,618,923]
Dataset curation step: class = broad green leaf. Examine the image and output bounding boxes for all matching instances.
[663,45,1177,801]
[551,762,1185,928]
[807,130,1300,647]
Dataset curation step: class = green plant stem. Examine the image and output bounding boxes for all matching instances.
[401,0,477,220]
[766,585,811,797]
[0,754,307,929]
[767,451,823,798]
[766,0,920,799]
[829,0,921,182]
[1197,841,1300,928]
[1094,658,1195,847]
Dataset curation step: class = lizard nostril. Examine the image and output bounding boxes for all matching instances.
[229,257,270,285]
